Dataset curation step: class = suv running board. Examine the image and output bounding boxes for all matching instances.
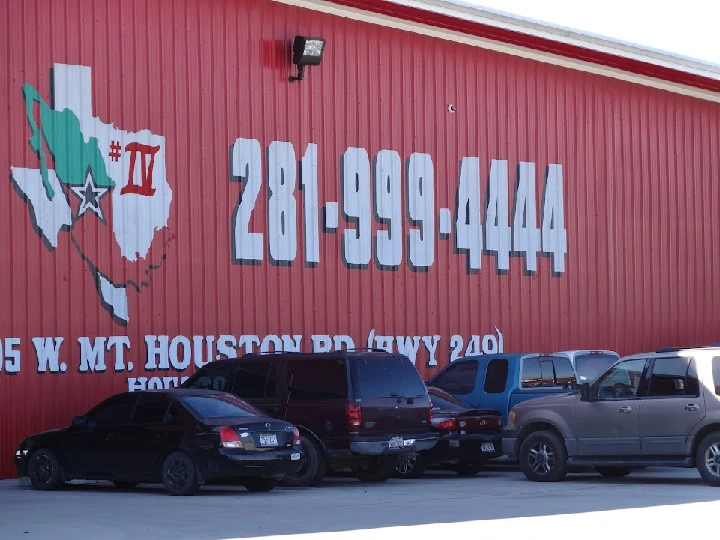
[567,457,693,467]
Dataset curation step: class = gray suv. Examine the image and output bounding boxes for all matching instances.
[502,346,720,486]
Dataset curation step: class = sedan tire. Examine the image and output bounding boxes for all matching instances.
[518,430,568,482]
[28,449,63,491]
[162,452,200,496]
[281,435,326,487]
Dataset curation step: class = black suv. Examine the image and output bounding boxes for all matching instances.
[182,350,438,486]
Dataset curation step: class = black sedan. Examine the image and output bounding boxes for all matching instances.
[394,386,503,478]
[14,389,304,495]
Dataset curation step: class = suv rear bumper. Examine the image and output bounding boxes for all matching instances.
[350,434,438,455]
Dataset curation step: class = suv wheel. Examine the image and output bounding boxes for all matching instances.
[595,467,633,478]
[354,456,396,483]
[394,453,425,479]
[518,430,568,482]
[281,435,326,487]
[28,449,63,491]
[696,432,720,487]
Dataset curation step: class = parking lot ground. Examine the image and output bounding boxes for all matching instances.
[1,466,718,539]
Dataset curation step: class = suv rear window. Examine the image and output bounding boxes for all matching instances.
[353,356,427,398]
[574,353,618,382]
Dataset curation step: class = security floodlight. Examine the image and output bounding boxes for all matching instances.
[289,36,326,82]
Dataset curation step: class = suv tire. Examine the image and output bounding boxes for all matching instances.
[354,456,396,483]
[696,431,720,487]
[519,430,568,482]
[27,449,63,491]
[162,452,200,496]
[394,453,425,479]
[281,435,326,487]
[596,466,633,478]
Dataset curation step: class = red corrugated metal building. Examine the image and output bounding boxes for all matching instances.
[1,0,720,479]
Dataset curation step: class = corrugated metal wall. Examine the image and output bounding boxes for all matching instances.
[1,0,719,478]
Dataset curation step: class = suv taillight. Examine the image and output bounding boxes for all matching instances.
[293,427,301,446]
[219,426,242,449]
[347,404,362,430]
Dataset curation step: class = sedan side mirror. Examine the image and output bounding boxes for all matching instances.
[579,382,592,402]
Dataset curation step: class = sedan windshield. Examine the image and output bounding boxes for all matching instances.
[180,394,260,419]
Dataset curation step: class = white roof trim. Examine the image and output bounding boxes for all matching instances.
[391,0,720,81]
[272,0,720,103]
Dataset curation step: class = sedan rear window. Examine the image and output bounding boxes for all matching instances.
[180,395,260,419]
[353,356,427,398]
[574,353,619,382]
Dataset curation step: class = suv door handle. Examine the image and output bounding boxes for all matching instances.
[685,404,700,411]
[618,406,632,413]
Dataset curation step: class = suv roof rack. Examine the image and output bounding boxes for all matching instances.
[240,348,391,358]
[656,344,720,353]
[241,351,307,357]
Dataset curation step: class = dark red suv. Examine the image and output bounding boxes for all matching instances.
[182,350,438,486]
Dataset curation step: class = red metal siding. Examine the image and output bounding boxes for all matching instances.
[1,0,719,479]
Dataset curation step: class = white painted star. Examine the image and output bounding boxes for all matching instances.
[71,168,110,223]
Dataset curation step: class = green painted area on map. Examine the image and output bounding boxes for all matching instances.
[22,83,115,200]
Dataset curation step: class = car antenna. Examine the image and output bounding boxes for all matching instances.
[284,371,294,421]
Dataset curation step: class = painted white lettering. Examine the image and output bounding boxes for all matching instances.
[181,376,189,385]
[333,335,355,350]
[482,334,499,354]
[311,335,332,353]
[342,147,372,266]
[163,376,180,389]
[396,336,421,365]
[374,149,402,267]
[33,337,64,373]
[217,335,238,360]
[145,336,170,370]
[465,335,482,356]
[485,159,511,271]
[496,327,504,353]
[513,162,541,272]
[193,335,214,368]
[78,337,107,373]
[449,335,463,363]
[281,335,302,352]
[267,141,298,263]
[107,336,131,372]
[301,143,320,265]
[4,337,21,374]
[128,377,147,391]
[260,335,283,353]
[169,336,191,371]
[455,157,482,271]
[147,376,164,390]
[407,153,435,269]
[374,335,394,353]
[422,335,440,367]
[231,138,264,262]
[541,164,568,273]
[238,335,260,355]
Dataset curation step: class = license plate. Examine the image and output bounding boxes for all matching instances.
[291,453,300,461]
[389,437,404,449]
[259,434,278,446]
[481,442,495,453]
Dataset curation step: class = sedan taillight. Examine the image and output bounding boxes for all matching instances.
[432,418,457,430]
[293,427,301,446]
[219,426,243,449]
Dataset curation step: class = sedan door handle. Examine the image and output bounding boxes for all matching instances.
[686,404,700,411]
[618,406,632,413]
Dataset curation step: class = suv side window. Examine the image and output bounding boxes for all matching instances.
[431,360,478,394]
[232,359,276,399]
[287,357,348,401]
[647,356,700,398]
[483,359,509,394]
[713,357,720,395]
[185,362,233,392]
[596,358,648,400]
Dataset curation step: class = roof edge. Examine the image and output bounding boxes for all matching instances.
[323,0,720,94]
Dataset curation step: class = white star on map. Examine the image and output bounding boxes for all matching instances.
[71,168,110,223]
